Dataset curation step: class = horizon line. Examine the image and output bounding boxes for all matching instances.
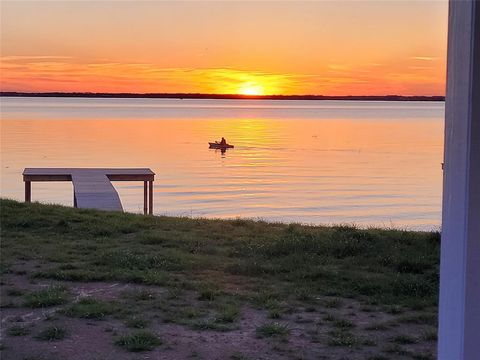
[0,91,445,101]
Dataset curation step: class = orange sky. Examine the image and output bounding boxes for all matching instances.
[0,1,448,96]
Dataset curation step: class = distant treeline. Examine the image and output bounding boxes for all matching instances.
[0,92,445,101]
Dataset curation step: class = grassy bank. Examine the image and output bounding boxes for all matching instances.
[0,199,440,359]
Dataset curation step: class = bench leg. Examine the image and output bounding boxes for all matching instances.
[25,181,31,202]
[144,181,148,215]
[148,181,153,215]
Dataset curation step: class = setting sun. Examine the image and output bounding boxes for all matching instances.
[238,83,265,96]
[0,1,447,95]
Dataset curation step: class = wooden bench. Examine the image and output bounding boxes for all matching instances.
[23,168,155,214]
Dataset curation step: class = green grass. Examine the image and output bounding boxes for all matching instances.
[125,316,150,328]
[115,331,162,352]
[7,325,30,336]
[397,313,437,325]
[1,199,440,309]
[382,344,410,356]
[324,298,343,308]
[179,306,206,320]
[411,353,435,360]
[385,305,403,314]
[327,330,359,347]
[62,297,115,320]
[230,352,250,360]
[121,289,156,301]
[422,330,438,341]
[332,319,355,329]
[190,320,235,332]
[198,284,221,301]
[35,326,67,341]
[24,285,68,308]
[365,322,391,331]
[256,322,290,338]
[250,291,281,310]
[215,304,240,323]
[268,309,282,319]
[391,334,417,344]
[362,338,377,346]
[6,288,24,296]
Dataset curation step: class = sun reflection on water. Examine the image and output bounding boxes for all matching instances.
[1,98,444,230]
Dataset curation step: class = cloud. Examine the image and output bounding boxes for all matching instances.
[0,56,445,95]
[410,56,438,61]
[1,55,73,62]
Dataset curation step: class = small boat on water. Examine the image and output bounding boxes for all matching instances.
[209,142,234,149]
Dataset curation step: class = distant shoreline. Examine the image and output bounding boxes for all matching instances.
[0,92,445,102]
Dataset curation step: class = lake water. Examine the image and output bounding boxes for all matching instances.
[0,97,444,230]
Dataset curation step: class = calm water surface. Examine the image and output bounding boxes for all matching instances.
[1,97,444,230]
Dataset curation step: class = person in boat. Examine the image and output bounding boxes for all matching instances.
[219,137,227,145]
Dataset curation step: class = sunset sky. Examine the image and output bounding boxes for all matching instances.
[1,0,448,96]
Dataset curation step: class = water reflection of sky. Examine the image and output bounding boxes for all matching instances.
[1,98,444,230]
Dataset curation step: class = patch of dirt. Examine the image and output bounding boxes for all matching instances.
[0,271,437,360]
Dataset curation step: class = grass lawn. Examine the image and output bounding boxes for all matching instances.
[0,199,440,360]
